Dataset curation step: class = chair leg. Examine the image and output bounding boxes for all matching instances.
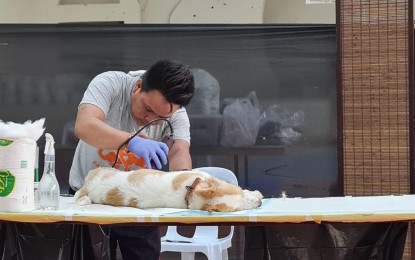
[181,252,195,260]
[208,245,222,260]
[222,249,229,260]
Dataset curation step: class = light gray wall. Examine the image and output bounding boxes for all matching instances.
[0,0,335,24]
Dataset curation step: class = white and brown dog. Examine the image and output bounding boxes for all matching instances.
[74,167,263,212]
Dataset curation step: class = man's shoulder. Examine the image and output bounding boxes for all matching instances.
[170,108,190,126]
[95,71,128,80]
[90,71,133,89]
[172,107,188,118]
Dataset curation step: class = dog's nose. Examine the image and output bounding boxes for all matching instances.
[258,199,262,207]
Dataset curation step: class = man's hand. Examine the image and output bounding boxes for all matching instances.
[127,136,169,169]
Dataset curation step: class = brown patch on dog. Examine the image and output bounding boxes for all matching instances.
[127,171,146,184]
[216,181,242,196]
[75,186,88,199]
[128,198,139,208]
[85,167,102,182]
[172,173,203,191]
[194,178,242,199]
[127,169,164,184]
[103,188,125,206]
[102,169,117,180]
[201,203,236,212]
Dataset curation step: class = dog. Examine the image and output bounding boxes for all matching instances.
[74,167,263,212]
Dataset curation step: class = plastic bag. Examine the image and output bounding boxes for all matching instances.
[220,91,261,147]
[258,104,304,145]
[0,222,110,260]
[245,222,408,260]
[186,68,220,115]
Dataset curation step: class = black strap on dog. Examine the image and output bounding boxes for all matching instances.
[185,177,201,208]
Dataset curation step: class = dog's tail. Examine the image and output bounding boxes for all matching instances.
[74,186,92,205]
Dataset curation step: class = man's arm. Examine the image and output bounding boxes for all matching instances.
[168,139,192,171]
[74,103,130,149]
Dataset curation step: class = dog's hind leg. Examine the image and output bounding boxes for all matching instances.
[74,187,92,205]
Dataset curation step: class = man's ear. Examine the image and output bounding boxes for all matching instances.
[133,80,142,93]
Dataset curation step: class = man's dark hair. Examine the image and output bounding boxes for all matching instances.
[141,60,195,107]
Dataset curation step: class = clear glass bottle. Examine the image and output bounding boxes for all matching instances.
[34,145,39,207]
[37,133,60,210]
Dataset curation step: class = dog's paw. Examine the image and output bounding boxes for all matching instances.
[240,190,263,210]
[243,190,263,200]
[76,195,92,206]
[252,190,264,200]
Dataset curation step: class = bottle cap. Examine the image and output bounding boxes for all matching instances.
[44,133,55,156]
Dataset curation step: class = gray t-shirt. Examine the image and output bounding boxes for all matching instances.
[69,70,191,191]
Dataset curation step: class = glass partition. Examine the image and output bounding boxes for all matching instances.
[0,24,337,197]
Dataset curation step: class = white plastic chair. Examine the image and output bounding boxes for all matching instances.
[160,167,237,260]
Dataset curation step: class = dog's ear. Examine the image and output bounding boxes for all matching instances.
[194,187,215,199]
[202,203,234,212]
[193,179,217,199]
[203,205,220,212]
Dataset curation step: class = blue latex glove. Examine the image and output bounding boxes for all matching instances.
[128,136,169,169]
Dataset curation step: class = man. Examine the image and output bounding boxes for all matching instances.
[69,59,195,259]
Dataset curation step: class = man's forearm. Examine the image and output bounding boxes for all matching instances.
[169,154,192,171]
[168,141,192,171]
[75,117,130,150]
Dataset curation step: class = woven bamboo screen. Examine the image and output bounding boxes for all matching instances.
[338,0,411,196]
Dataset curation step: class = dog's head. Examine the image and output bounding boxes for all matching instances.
[185,177,263,212]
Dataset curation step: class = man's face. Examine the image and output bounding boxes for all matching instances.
[130,80,179,125]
